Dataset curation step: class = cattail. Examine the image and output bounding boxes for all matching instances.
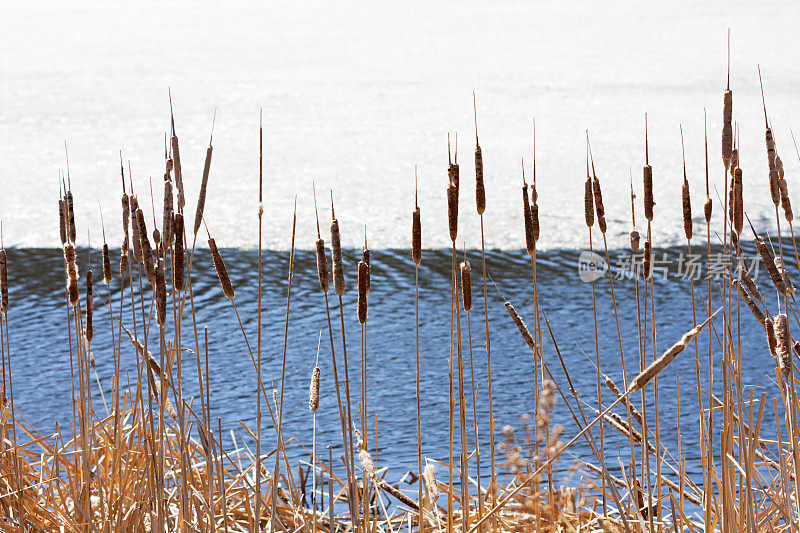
[460,260,472,311]
[130,196,142,263]
[66,190,76,244]
[315,238,329,293]
[122,192,130,242]
[355,429,375,480]
[59,199,67,245]
[505,300,536,352]
[754,235,784,292]
[774,257,795,296]
[531,201,540,243]
[722,89,733,166]
[85,268,93,342]
[629,230,640,254]
[777,156,793,222]
[643,164,654,221]
[740,266,762,302]
[136,209,155,282]
[209,238,234,299]
[584,176,594,228]
[733,279,765,325]
[362,247,371,294]
[776,314,793,378]
[162,180,174,247]
[193,145,213,237]
[733,168,743,234]
[64,244,79,306]
[84,334,95,369]
[682,178,692,240]
[155,260,167,326]
[603,373,644,426]
[643,239,652,280]
[704,197,712,224]
[766,128,780,207]
[102,244,111,285]
[592,177,607,234]
[171,126,185,211]
[766,318,778,356]
[309,366,320,412]
[377,479,419,510]
[629,313,715,392]
[0,249,8,314]
[475,144,485,215]
[794,341,800,362]
[423,462,439,501]
[331,217,345,296]
[522,180,534,254]
[412,206,421,265]
[448,156,459,193]
[173,213,185,291]
[357,260,368,324]
[730,147,739,174]
[447,182,459,243]
[119,245,128,278]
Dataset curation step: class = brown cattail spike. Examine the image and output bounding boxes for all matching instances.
[59,197,67,245]
[330,193,345,296]
[733,167,743,234]
[0,248,7,314]
[643,239,652,280]
[102,244,111,285]
[629,311,718,392]
[362,231,371,295]
[732,279,765,325]
[412,168,422,265]
[680,126,692,240]
[169,90,185,211]
[776,314,793,378]
[584,162,594,229]
[722,33,733,167]
[155,259,167,326]
[474,94,486,215]
[753,234,784,293]
[777,155,793,222]
[173,213,185,291]
[85,268,93,342]
[309,366,320,412]
[136,209,156,282]
[163,179,174,247]
[130,195,142,263]
[766,317,778,356]
[357,259,368,324]
[312,184,329,293]
[461,257,472,312]
[194,140,213,236]
[774,257,795,296]
[64,244,79,306]
[522,161,535,254]
[208,236,234,299]
[66,190,76,244]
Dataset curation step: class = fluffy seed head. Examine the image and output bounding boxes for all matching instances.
[774,257,795,296]
[776,314,793,378]
[309,366,320,412]
[629,230,640,254]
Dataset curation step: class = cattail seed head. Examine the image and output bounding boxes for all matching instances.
[209,237,234,299]
[412,206,421,265]
[59,199,67,245]
[733,168,743,234]
[173,213,185,291]
[584,177,594,228]
[643,165,654,221]
[66,190,76,244]
[730,148,739,174]
[522,184,534,254]
[754,235,784,292]
[776,314,793,378]
[682,179,692,240]
[740,265,762,302]
[733,279,765,325]
[355,430,375,480]
[136,209,155,282]
[309,366,320,412]
[172,132,185,210]
[357,260,368,324]
[192,145,213,237]
[475,145,485,215]
[704,197,712,224]
[362,247,371,294]
[592,177,606,234]
[0,250,8,314]
[119,246,128,279]
[447,182,459,243]
[767,129,780,206]
[122,193,130,239]
[774,257,795,296]
[315,238,329,293]
[766,318,778,356]
[629,230,640,254]
[130,196,142,263]
[423,462,439,502]
[102,244,111,285]
[505,300,536,352]
[162,180,174,247]
[460,260,472,311]
[643,239,652,280]
[531,202,540,243]
[85,269,93,342]
[64,244,79,306]
[722,90,733,166]
[155,259,167,326]
[331,218,345,296]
